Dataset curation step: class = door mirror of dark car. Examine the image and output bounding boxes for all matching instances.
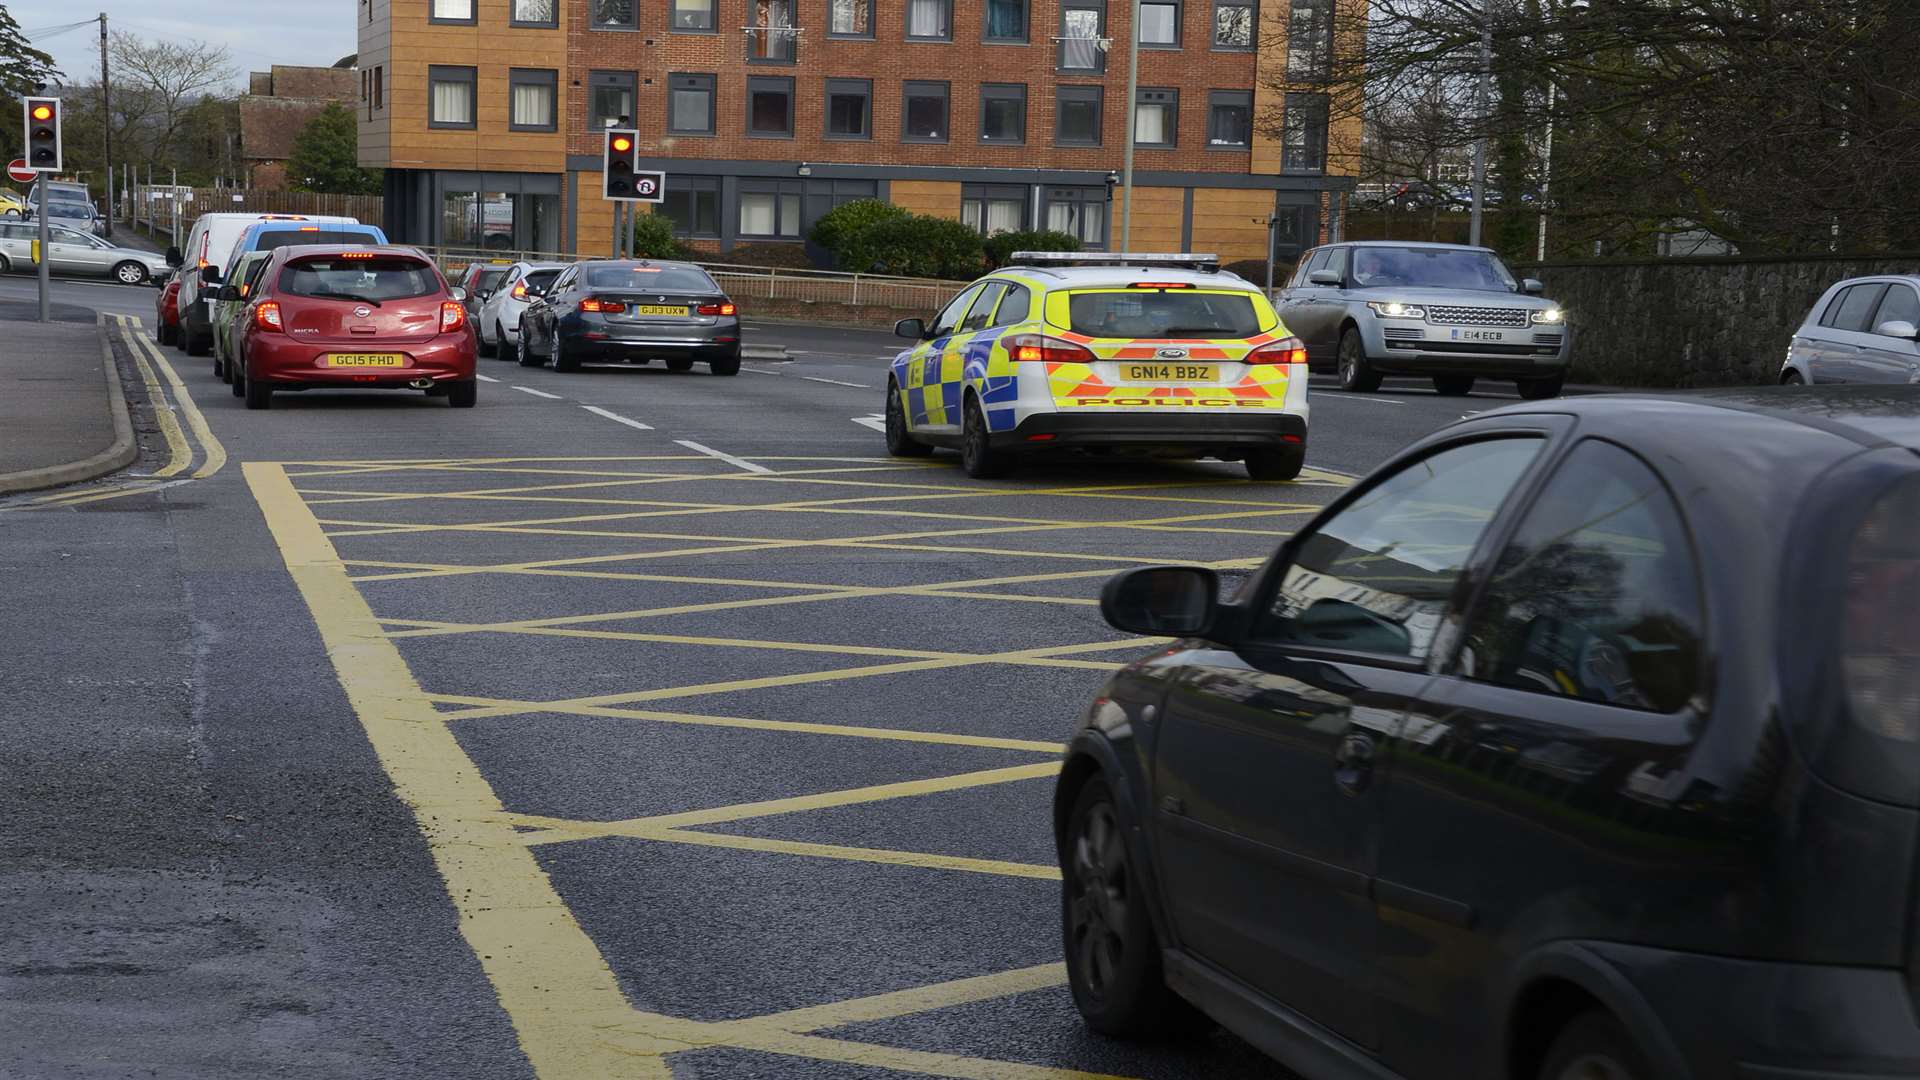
[1876,319,1920,340]
[164,245,183,268]
[201,264,223,285]
[1100,566,1219,638]
[1308,269,1343,287]
[895,317,928,340]
[1285,598,1413,655]
[1521,278,1545,295]
[450,285,469,302]
[216,285,240,302]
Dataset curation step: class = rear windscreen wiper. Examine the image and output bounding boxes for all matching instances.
[309,292,382,307]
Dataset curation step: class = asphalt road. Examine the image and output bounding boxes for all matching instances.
[1,291,1507,1080]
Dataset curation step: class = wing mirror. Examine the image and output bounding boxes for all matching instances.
[164,245,183,268]
[216,285,240,302]
[1100,567,1219,638]
[450,285,469,302]
[1521,278,1545,295]
[1308,269,1343,287]
[201,264,223,285]
[894,317,928,340]
[1877,320,1920,340]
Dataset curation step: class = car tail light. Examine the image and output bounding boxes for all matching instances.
[440,301,467,333]
[1246,336,1309,365]
[511,283,527,299]
[1844,478,1920,741]
[1129,282,1194,289]
[580,297,626,314]
[697,302,737,316]
[253,301,283,332]
[1005,333,1097,364]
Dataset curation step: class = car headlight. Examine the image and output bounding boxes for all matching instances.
[1366,301,1426,319]
[1531,308,1565,325]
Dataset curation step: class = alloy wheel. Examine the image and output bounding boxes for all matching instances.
[1068,800,1130,1003]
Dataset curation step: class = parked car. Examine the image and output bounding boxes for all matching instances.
[1781,275,1920,384]
[154,277,182,346]
[0,189,27,218]
[455,260,514,318]
[1278,241,1569,398]
[0,221,168,283]
[231,245,478,410]
[517,259,741,376]
[1058,387,1920,1080]
[209,249,276,382]
[476,260,566,357]
[25,180,101,234]
[171,212,362,356]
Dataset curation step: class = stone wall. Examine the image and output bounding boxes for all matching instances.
[1521,253,1920,387]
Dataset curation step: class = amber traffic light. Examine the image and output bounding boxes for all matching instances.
[23,96,60,171]
[602,129,639,200]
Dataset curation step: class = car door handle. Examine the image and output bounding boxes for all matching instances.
[1334,732,1376,796]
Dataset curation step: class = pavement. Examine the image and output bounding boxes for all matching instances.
[0,311,136,494]
[0,288,1519,1079]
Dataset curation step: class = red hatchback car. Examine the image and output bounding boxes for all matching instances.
[155,277,181,347]
[232,245,478,410]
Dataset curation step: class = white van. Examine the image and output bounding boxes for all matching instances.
[171,211,360,357]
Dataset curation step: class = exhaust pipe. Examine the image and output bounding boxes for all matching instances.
[409,378,434,389]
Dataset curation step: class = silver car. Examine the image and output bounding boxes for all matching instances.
[0,221,169,284]
[1277,241,1571,398]
[476,260,567,357]
[1780,276,1920,385]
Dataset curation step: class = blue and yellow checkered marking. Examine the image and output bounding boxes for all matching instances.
[896,328,1020,430]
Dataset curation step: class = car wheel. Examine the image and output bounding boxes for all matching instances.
[710,353,741,376]
[230,361,246,397]
[1538,1012,1650,1080]
[960,397,1011,479]
[212,342,225,381]
[1432,375,1476,396]
[1518,373,1565,400]
[885,382,933,458]
[552,334,580,373]
[244,374,271,410]
[0,254,12,273]
[113,261,148,286]
[1781,369,1805,386]
[1245,445,1306,481]
[157,321,175,347]
[516,324,543,367]
[665,357,695,372]
[446,380,478,408]
[2,208,18,218]
[184,326,210,357]
[1337,327,1383,392]
[1063,778,1207,1038]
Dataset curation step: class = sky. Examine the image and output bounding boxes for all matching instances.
[8,2,359,90]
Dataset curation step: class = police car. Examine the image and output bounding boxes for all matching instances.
[884,252,1310,480]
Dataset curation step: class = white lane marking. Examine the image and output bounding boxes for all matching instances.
[581,405,653,431]
[802,376,872,389]
[674,440,773,474]
[1313,391,1407,406]
[851,415,887,433]
[741,367,783,376]
[475,374,500,383]
[512,385,563,399]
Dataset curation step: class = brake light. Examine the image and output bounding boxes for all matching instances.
[1246,336,1309,365]
[511,283,527,299]
[440,301,467,333]
[697,302,737,316]
[1845,477,1920,740]
[298,226,320,232]
[338,251,376,259]
[1130,282,1194,289]
[1004,333,1097,364]
[253,301,283,332]
[580,297,626,314]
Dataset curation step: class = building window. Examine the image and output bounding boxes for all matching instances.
[1044,187,1107,249]
[1058,0,1106,73]
[829,0,873,36]
[1213,0,1253,48]
[1140,0,1180,46]
[1055,85,1102,147]
[508,69,557,131]
[984,0,1026,41]
[749,0,799,62]
[903,80,950,141]
[1287,0,1333,80]
[591,0,638,29]
[962,184,1027,236]
[825,78,872,139]
[739,180,804,238]
[1207,89,1252,147]
[906,0,951,40]
[510,0,557,27]
[661,176,721,237]
[674,0,717,30]
[748,75,795,136]
[980,83,1027,144]
[669,73,716,135]
[1135,87,1176,147]
[1283,91,1328,171]
[428,66,476,129]
[589,71,636,130]
[430,0,475,24]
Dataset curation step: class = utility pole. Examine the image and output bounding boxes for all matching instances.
[1468,0,1492,246]
[1119,0,1141,251]
[98,13,111,238]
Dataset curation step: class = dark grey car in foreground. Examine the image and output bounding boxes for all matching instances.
[1782,275,1920,385]
[517,259,741,375]
[1057,387,1920,1080]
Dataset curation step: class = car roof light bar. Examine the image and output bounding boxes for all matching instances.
[1005,251,1222,272]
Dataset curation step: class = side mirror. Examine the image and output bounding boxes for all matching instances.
[217,285,240,301]
[895,317,927,340]
[450,285,469,302]
[1521,278,1545,295]
[201,265,223,285]
[1308,269,1343,287]
[1876,320,1920,340]
[164,245,183,268]
[1100,566,1219,638]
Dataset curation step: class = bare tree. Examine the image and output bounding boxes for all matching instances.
[108,31,233,169]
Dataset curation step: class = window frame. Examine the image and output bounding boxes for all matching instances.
[660,175,723,238]
[507,68,558,133]
[1207,89,1253,150]
[1825,283,1889,332]
[746,75,796,138]
[1871,283,1920,333]
[1286,0,1334,81]
[1042,185,1109,250]
[983,0,1028,43]
[1139,0,1181,48]
[427,65,478,130]
[902,80,951,143]
[991,282,1033,327]
[748,0,800,64]
[1282,91,1329,173]
[824,78,873,140]
[672,0,719,32]
[828,0,875,38]
[668,73,718,136]
[1054,84,1103,147]
[589,0,640,30]
[509,0,559,28]
[929,282,988,338]
[960,182,1028,236]
[1134,87,1177,148]
[1212,0,1255,50]
[1057,0,1108,74]
[979,82,1028,145]
[429,0,476,25]
[959,282,1010,333]
[588,70,638,131]
[905,0,954,40]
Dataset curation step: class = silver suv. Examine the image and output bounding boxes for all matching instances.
[1278,241,1570,398]
[1780,275,1920,385]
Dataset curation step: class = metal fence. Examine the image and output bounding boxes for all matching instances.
[126,185,385,245]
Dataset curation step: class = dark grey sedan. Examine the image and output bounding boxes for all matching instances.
[516,260,742,375]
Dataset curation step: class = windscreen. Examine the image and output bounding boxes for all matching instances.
[584,265,716,292]
[279,256,438,302]
[1350,247,1519,292]
[255,230,379,252]
[1066,290,1263,338]
[44,200,91,219]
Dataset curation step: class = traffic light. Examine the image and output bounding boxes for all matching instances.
[23,97,60,172]
[602,129,638,200]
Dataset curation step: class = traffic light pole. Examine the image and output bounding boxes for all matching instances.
[36,200,49,323]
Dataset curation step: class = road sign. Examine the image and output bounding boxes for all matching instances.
[7,159,34,183]
[633,171,664,203]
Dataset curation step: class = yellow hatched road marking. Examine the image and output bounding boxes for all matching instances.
[755,963,1066,1033]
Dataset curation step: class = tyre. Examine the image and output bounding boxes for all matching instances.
[709,353,741,376]
[2,208,18,218]
[1245,445,1306,481]
[1537,1011,1650,1080]
[212,345,225,382]
[0,254,12,273]
[244,374,271,410]
[516,325,543,367]
[446,380,478,408]
[1432,375,1476,396]
[156,321,176,347]
[885,382,932,458]
[665,357,695,372]
[1518,373,1565,400]
[552,335,580,373]
[184,326,209,357]
[960,398,1012,479]
[1063,778,1208,1038]
[1337,327,1383,392]
[1781,369,1805,385]
[112,261,148,286]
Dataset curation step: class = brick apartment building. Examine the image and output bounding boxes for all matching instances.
[242,63,361,189]
[356,0,1358,264]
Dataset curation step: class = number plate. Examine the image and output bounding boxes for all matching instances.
[1120,363,1218,382]
[633,304,689,317]
[1452,329,1509,343]
[324,353,406,367]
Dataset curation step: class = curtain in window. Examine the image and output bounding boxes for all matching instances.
[513,0,555,21]
[512,83,552,127]
[593,0,635,26]
[985,0,1023,38]
[432,80,472,124]
[671,89,708,131]
[1214,2,1252,45]
[740,194,777,235]
[907,0,947,37]
[962,201,983,232]
[676,0,714,26]
[433,0,471,18]
[831,0,868,33]
[1134,104,1167,144]
[985,200,1022,235]
[1061,9,1100,68]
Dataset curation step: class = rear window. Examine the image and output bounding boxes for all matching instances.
[472,267,510,291]
[1065,289,1264,338]
[525,269,562,290]
[255,230,379,252]
[279,255,439,302]
[583,265,716,292]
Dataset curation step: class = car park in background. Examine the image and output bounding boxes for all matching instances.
[516,259,741,377]
[1782,274,1920,384]
[476,260,565,357]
